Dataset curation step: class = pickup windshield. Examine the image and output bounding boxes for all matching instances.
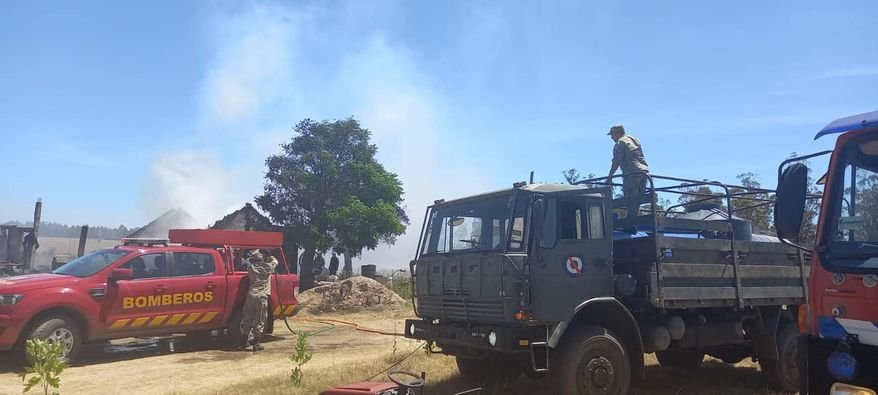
[421,193,528,255]
[53,249,132,277]
[828,137,878,271]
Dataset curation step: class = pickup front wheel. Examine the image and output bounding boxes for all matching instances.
[26,317,82,364]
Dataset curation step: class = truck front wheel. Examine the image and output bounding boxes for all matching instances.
[556,326,630,395]
[26,317,82,363]
[656,348,704,368]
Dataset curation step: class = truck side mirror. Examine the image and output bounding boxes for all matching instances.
[108,268,134,285]
[775,163,809,245]
[532,198,546,242]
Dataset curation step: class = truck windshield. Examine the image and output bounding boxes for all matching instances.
[421,193,528,255]
[827,138,878,271]
[53,249,132,277]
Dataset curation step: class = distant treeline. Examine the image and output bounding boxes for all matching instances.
[1,221,138,240]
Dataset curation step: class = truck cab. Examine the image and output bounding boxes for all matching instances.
[0,229,299,363]
[776,110,878,395]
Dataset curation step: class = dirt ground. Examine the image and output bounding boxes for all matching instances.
[0,306,789,395]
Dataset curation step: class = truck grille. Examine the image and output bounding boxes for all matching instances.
[443,288,471,297]
[418,297,506,322]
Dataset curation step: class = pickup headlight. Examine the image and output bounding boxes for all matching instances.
[830,383,877,395]
[0,294,24,306]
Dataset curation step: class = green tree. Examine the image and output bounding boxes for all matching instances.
[562,168,581,184]
[562,168,597,186]
[730,172,773,232]
[677,184,726,210]
[256,118,407,289]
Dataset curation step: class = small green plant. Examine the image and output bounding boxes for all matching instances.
[389,276,412,300]
[423,341,436,354]
[289,331,312,387]
[19,338,68,395]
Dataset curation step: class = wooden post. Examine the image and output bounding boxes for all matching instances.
[22,199,42,271]
[77,225,89,257]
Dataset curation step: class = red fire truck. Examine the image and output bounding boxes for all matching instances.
[775,110,878,394]
[0,229,299,362]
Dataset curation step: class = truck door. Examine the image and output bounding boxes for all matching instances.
[270,249,299,319]
[167,251,227,329]
[103,252,173,334]
[530,191,614,322]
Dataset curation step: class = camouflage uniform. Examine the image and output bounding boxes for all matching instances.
[612,134,649,198]
[241,252,277,349]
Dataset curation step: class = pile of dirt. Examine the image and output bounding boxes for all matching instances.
[297,276,406,313]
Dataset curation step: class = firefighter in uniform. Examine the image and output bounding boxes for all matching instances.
[606,124,650,214]
[241,250,277,351]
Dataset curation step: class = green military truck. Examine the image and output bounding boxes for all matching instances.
[404,173,807,394]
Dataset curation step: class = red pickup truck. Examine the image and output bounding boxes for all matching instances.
[0,229,299,362]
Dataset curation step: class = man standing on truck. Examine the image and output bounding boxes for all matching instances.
[240,250,278,351]
[606,124,649,214]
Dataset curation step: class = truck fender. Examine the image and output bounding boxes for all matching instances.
[752,306,782,360]
[548,297,645,379]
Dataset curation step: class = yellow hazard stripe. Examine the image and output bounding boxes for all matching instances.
[166,313,186,326]
[149,315,168,327]
[182,312,202,325]
[109,312,220,330]
[129,316,151,328]
[109,319,130,330]
[284,305,296,315]
[273,306,282,317]
[198,311,217,324]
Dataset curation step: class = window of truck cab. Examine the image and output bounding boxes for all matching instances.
[824,135,878,273]
[53,249,132,277]
[421,192,528,255]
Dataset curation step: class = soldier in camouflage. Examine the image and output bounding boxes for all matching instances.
[606,124,650,214]
[240,250,277,351]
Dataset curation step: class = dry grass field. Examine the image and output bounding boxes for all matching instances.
[199,308,790,395]
[0,305,792,395]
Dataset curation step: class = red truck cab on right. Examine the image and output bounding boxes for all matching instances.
[776,110,878,394]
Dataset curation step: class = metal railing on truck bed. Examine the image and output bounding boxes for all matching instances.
[577,173,812,310]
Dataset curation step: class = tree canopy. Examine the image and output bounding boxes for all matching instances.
[256,118,408,289]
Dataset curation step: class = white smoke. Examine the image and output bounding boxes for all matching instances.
[139,152,244,228]
[139,4,486,269]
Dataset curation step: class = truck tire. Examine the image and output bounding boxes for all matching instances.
[656,349,704,368]
[224,309,246,348]
[555,325,630,395]
[760,323,799,393]
[26,317,82,364]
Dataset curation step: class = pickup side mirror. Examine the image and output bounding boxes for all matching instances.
[532,198,546,242]
[108,268,134,285]
[775,163,809,245]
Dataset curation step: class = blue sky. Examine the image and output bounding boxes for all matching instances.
[2,1,876,264]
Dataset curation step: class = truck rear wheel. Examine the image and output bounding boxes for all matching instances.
[760,323,799,393]
[656,349,704,368]
[556,325,630,395]
[26,317,82,364]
